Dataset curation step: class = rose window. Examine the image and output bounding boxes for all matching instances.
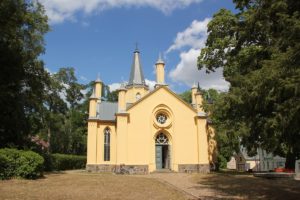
[156,113,167,124]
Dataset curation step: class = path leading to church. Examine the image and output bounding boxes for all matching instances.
[144,173,229,200]
[143,172,300,200]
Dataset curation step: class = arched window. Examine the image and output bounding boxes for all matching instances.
[136,92,141,100]
[104,128,110,161]
[155,133,169,145]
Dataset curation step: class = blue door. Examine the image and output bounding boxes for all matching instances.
[155,145,162,169]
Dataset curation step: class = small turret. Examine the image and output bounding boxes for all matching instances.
[195,82,204,113]
[191,82,197,105]
[89,76,103,118]
[94,75,103,99]
[155,53,165,85]
[117,83,127,112]
[89,88,98,117]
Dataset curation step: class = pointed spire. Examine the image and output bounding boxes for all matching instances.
[197,82,201,93]
[128,47,146,86]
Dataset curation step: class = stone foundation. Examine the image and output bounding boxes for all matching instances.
[87,164,210,174]
[86,164,148,174]
[178,164,210,173]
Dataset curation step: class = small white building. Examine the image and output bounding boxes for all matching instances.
[258,149,285,171]
[229,147,286,172]
[227,157,237,170]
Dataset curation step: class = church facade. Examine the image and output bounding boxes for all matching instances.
[86,48,216,174]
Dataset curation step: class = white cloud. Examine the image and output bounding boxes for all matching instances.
[38,0,202,24]
[167,18,210,53]
[167,18,230,91]
[108,83,121,92]
[145,79,156,90]
[169,49,229,91]
[108,79,156,92]
[45,67,53,74]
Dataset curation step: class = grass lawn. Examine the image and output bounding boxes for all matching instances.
[0,171,186,200]
[1,171,299,200]
[192,172,300,200]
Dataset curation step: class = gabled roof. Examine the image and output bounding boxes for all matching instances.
[127,85,197,113]
[238,147,259,161]
[97,102,118,121]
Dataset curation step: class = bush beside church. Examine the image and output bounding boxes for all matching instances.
[0,148,44,180]
[0,148,87,180]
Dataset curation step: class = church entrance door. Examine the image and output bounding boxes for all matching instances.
[155,133,170,170]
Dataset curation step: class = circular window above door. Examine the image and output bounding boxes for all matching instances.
[156,113,167,124]
[153,110,172,129]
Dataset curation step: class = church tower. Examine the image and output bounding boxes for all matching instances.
[124,47,149,103]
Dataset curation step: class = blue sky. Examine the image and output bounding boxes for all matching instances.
[39,0,236,93]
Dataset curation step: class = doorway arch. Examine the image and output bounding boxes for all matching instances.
[155,132,171,170]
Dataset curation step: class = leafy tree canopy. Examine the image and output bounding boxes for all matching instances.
[198,0,300,168]
[0,0,49,148]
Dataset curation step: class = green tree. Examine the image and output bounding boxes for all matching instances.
[198,0,300,168]
[54,68,85,108]
[106,90,119,102]
[209,92,241,169]
[179,90,192,104]
[0,0,49,148]
[44,68,86,154]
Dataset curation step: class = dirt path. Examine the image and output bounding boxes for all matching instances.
[142,173,223,200]
[142,172,300,200]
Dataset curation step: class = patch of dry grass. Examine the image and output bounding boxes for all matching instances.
[0,171,186,200]
[192,173,300,200]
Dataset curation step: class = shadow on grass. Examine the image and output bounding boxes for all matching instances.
[193,172,300,200]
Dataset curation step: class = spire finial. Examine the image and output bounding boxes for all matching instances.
[134,42,139,53]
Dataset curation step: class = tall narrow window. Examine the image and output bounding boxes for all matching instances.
[104,128,110,161]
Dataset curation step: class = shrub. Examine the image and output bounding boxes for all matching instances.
[50,154,86,171]
[0,148,19,179]
[16,150,44,179]
[0,153,10,179]
[217,154,228,170]
[0,148,44,180]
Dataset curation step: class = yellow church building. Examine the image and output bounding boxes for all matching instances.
[86,48,216,174]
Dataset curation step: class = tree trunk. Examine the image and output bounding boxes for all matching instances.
[285,151,296,169]
[47,127,51,153]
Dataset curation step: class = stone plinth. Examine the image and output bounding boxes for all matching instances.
[178,164,210,173]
